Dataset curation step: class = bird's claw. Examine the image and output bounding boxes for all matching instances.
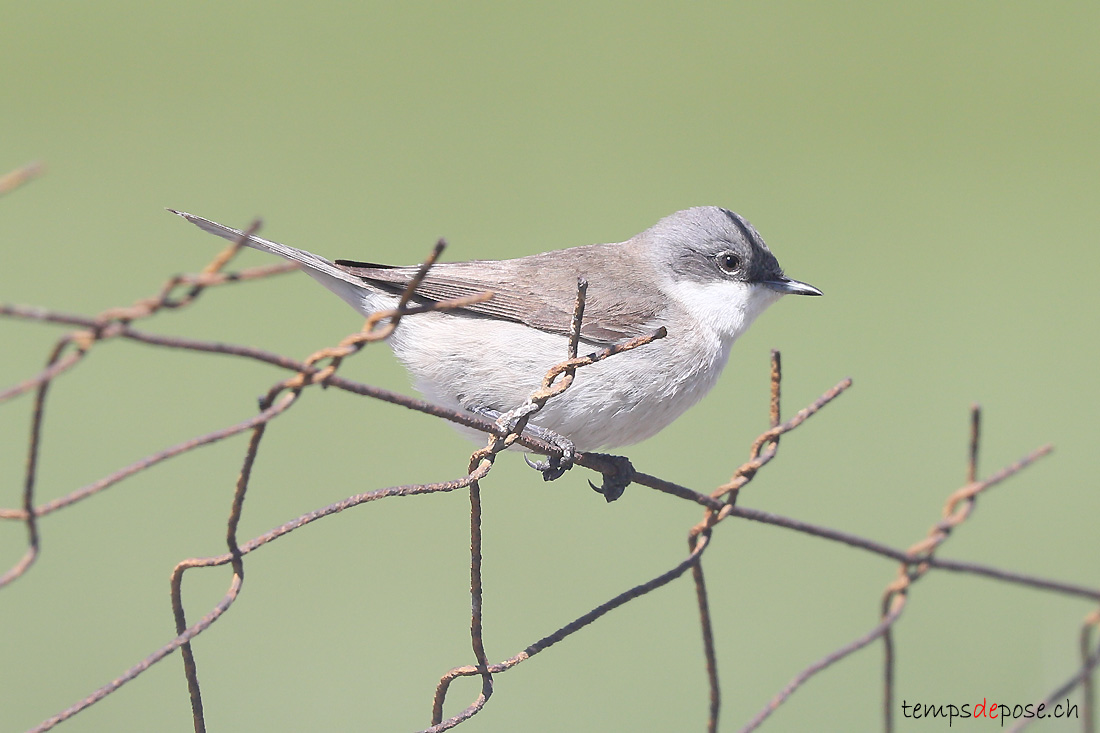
[586,454,634,502]
[520,436,633,502]
[523,437,575,482]
[526,451,632,501]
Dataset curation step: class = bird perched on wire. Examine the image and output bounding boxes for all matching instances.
[171,206,821,500]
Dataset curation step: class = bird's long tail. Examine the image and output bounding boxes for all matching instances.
[168,209,371,310]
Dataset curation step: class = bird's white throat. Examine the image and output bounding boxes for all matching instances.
[667,280,784,344]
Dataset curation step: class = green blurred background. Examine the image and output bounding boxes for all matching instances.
[2,2,1098,731]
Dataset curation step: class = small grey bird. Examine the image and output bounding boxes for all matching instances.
[171,207,820,493]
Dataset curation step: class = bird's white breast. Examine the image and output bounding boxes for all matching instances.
[364,288,750,451]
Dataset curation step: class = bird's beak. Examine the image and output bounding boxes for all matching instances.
[761,276,823,296]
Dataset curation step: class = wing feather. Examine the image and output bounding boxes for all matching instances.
[335,245,662,344]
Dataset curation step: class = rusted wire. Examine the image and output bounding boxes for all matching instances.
[165,234,506,733]
[2,210,1095,732]
[28,574,244,733]
[1084,612,1099,733]
[429,533,713,732]
[737,404,1054,733]
[0,160,43,196]
[739,605,907,733]
[430,348,852,729]
[172,262,659,733]
[692,350,785,732]
[876,406,1054,728]
[692,544,721,733]
[1005,610,1100,733]
[0,222,277,588]
[429,277,665,729]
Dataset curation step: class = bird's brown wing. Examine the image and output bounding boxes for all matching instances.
[335,244,664,345]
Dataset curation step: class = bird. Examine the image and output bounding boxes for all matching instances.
[171,206,821,498]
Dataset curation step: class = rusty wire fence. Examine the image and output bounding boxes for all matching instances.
[2,164,1098,732]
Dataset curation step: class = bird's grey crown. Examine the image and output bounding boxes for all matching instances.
[645,206,784,286]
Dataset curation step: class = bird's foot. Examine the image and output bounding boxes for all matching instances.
[522,433,576,481]
[479,405,577,481]
[584,453,634,502]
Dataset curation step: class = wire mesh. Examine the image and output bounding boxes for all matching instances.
[2,167,1096,732]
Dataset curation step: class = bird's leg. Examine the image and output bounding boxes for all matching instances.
[476,407,576,480]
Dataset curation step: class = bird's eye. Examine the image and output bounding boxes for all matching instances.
[716,252,742,273]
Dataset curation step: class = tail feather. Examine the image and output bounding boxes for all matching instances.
[167,209,368,292]
[167,206,374,310]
